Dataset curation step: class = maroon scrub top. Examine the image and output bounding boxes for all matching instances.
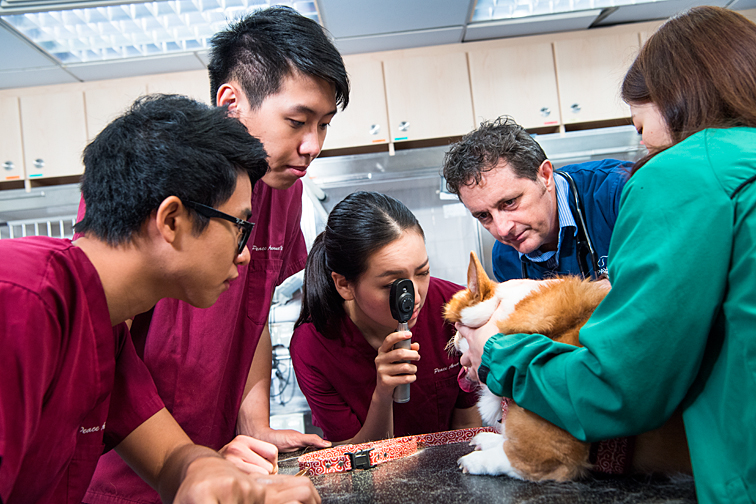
[290,277,478,442]
[0,237,164,504]
[82,180,308,504]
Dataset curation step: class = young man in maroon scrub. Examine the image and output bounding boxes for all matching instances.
[0,95,319,504]
[82,7,350,503]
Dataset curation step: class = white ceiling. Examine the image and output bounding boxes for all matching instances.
[2,0,755,89]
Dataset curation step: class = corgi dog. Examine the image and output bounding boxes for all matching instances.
[444,252,691,482]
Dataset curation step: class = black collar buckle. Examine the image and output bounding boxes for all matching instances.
[346,448,374,470]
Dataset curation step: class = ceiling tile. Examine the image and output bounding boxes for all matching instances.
[730,0,756,9]
[0,66,78,88]
[334,26,464,55]
[594,0,730,25]
[0,22,57,70]
[319,0,472,38]
[465,9,601,41]
[195,48,210,66]
[64,52,205,81]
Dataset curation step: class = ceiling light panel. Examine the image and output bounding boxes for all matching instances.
[1,0,318,63]
[471,0,666,21]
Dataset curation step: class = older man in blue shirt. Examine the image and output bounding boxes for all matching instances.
[443,116,631,281]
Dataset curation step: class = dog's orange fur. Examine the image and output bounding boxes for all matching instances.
[445,252,691,481]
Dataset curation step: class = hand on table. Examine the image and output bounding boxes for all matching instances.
[220,435,279,475]
[254,474,321,504]
[173,455,319,503]
[254,427,332,454]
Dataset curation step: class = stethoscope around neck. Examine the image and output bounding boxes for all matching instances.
[520,170,599,280]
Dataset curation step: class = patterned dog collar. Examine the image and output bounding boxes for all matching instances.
[590,436,636,475]
[298,427,498,476]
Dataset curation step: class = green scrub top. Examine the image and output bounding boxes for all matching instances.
[480,127,756,504]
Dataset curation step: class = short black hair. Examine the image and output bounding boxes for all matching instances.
[75,94,269,245]
[208,6,349,110]
[442,116,547,196]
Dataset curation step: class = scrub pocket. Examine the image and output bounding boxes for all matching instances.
[63,440,105,503]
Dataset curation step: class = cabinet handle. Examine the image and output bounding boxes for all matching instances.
[570,103,581,114]
[398,121,410,132]
[34,158,45,169]
[369,124,381,135]
[3,161,13,171]
[540,107,551,117]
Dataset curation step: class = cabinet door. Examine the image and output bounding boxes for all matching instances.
[383,51,475,142]
[85,81,148,141]
[468,41,561,129]
[323,55,389,150]
[554,31,640,124]
[146,70,211,104]
[20,88,88,179]
[0,96,25,182]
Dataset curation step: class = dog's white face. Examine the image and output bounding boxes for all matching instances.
[453,279,553,386]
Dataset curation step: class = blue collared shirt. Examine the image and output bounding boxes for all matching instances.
[518,174,576,270]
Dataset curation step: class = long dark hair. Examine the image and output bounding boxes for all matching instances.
[295,191,424,340]
[621,6,756,173]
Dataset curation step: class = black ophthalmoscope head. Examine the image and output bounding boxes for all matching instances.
[389,278,415,324]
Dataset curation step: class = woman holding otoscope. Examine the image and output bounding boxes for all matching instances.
[290,191,482,444]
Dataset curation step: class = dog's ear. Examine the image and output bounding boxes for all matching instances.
[468,251,496,301]
[467,251,481,297]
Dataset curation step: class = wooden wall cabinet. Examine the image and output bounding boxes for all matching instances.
[553,30,640,124]
[468,39,561,129]
[19,86,88,179]
[0,96,25,182]
[146,70,212,104]
[382,49,475,142]
[323,55,390,150]
[0,15,710,185]
[84,77,148,141]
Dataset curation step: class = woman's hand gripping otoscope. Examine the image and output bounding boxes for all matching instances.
[389,279,416,403]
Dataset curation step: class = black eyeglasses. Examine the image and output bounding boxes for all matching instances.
[183,200,254,256]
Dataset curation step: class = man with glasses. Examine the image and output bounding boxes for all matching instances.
[83,7,350,503]
[183,200,255,256]
[0,95,319,504]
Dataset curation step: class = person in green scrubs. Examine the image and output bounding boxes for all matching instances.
[456,7,756,503]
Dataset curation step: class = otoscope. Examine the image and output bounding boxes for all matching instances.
[389,278,415,404]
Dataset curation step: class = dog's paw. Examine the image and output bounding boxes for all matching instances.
[458,444,523,478]
[470,432,505,451]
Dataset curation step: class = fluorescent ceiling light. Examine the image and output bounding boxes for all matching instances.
[1,0,318,63]
[472,0,666,21]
